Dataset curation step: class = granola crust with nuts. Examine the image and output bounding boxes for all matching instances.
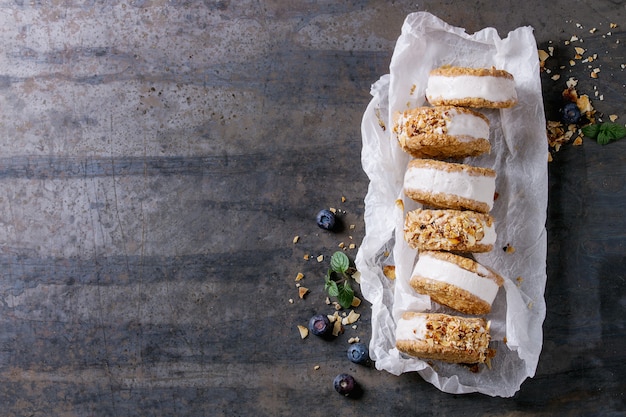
[396,312,491,364]
[404,159,496,214]
[393,106,491,159]
[404,209,495,252]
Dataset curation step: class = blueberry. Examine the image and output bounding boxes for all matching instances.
[561,102,582,124]
[347,342,369,365]
[316,209,336,231]
[333,373,359,397]
[308,314,332,338]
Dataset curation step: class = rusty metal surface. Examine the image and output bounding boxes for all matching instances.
[0,1,624,415]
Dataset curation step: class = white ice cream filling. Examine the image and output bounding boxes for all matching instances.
[412,254,500,304]
[395,315,428,342]
[404,166,496,211]
[426,74,517,103]
[444,111,490,139]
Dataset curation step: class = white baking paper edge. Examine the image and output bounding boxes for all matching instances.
[355,12,548,397]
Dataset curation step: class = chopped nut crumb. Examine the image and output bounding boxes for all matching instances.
[295,272,304,281]
[342,310,361,325]
[348,337,360,344]
[551,74,561,81]
[297,325,309,339]
[341,196,346,203]
[349,243,356,250]
[303,254,310,261]
[289,298,294,304]
[292,235,299,244]
[314,365,320,370]
[325,297,331,305]
[351,296,362,307]
[316,254,324,263]
[609,114,618,122]
[573,136,583,146]
[383,265,396,280]
[329,207,337,214]
[332,317,343,336]
[338,242,345,249]
[298,287,309,299]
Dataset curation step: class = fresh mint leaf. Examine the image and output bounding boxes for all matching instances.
[330,251,349,273]
[597,123,626,145]
[581,123,600,138]
[325,276,339,297]
[337,281,354,309]
[582,123,626,145]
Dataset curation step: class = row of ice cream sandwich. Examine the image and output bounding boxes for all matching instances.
[391,65,518,365]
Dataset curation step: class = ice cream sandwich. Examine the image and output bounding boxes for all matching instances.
[395,311,492,364]
[393,105,491,159]
[426,66,518,109]
[403,159,496,214]
[404,209,496,253]
[409,251,504,315]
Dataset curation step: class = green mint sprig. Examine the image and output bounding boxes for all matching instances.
[324,251,356,309]
[582,122,626,145]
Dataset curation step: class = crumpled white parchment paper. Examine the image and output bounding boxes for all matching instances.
[355,12,548,397]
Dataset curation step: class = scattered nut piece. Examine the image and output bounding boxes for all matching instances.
[589,27,597,34]
[575,46,586,55]
[303,254,310,261]
[329,207,337,214]
[316,254,324,262]
[349,224,355,230]
[503,243,516,254]
[289,298,294,304]
[610,23,618,29]
[297,325,309,339]
[314,365,320,370]
[338,242,345,249]
[332,316,343,336]
[348,337,360,344]
[383,265,396,280]
[609,115,618,122]
[295,272,304,281]
[325,297,331,305]
[538,49,549,63]
[516,276,524,287]
[341,196,346,203]
[573,136,583,146]
[349,243,356,250]
[298,287,309,299]
[351,296,362,307]
[292,235,299,244]
[551,74,561,81]
[342,310,361,325]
